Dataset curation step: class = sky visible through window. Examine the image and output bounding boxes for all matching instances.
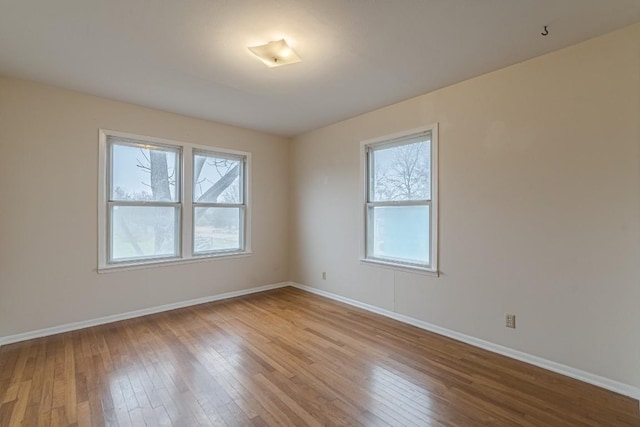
[111,144,178,201]
[193,153,241,204]
[371,139,431,202]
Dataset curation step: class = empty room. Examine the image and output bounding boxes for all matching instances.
[1,0,639,425]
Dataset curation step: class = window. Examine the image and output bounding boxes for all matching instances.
[192,151,245,255]
[98,130,250,270]
[108,139,181,263]
[362,125,438,273]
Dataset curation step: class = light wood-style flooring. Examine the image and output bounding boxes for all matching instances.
[0,287,638,426]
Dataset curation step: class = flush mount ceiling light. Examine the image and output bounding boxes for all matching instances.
[248,39,301,68]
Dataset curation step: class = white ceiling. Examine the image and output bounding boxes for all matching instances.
[1,1,639,137]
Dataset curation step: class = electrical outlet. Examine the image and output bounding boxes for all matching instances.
[506,314,516,329]
[322,272,326,280]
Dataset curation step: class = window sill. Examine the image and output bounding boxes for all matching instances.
[360,258,439,277]
[98,251,252,274]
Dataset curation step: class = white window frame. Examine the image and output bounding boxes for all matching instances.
[360,124,439,276]
[192,149,247,256]
[98,129,251,272]
[106,138,183,265]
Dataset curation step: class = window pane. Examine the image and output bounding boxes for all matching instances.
[368,205,430,265]
[194,207,242,253]
[193,153,242,203]
[370,138,431,202]
[111,206,178,261]
[111,143,179,202]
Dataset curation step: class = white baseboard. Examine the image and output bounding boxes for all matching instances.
[0,282,289,347]
[288,282,640,401]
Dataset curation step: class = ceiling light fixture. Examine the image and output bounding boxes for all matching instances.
[248,39,301,68]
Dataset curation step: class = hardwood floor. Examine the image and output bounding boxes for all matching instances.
[0,287,638,426]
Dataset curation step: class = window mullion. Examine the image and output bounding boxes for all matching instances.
[193,202,244,208]
[183,145,192,258]
[367,147,374,203]
[108,201,181,207]
[368,200,429,207]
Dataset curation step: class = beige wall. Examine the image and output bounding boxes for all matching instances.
[0,77,290,338]
[291,24,640,388]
